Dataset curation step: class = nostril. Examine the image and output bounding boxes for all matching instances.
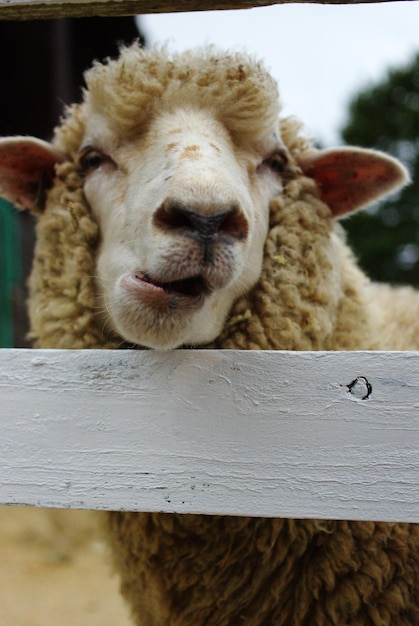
[153,204,193,232]
[219,208,248,241]
[153,202,248,241]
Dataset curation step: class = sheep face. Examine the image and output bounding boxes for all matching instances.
[80,106,289,349]
[0,45,409,351]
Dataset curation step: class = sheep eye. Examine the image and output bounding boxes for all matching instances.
[262,152,288,175]
[78,148,106,172]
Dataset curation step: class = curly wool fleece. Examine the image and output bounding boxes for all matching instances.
[27,45,419,625]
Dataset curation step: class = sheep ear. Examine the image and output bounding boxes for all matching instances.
[299,147,410,218]
[0,137,66,211]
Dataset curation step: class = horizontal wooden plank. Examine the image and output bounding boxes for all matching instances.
[0,349,418,522]
[0,0,405,21]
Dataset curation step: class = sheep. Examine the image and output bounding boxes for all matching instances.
[1,43,418,625]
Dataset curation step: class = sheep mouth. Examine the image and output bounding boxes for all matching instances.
[122,272,211,314]
[140,273,211,299]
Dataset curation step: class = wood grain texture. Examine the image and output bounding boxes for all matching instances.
[0,0,403,22]
[0,349,418,522]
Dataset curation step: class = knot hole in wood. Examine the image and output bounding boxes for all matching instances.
[347,376,372,400]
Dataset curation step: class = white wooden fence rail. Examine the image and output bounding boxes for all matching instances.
[1,348,418,523]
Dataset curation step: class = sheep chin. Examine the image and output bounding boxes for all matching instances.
[106,275,230,350]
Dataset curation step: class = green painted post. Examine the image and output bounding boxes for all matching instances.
[0,199,22,347]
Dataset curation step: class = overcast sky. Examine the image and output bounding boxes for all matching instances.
[139,3,419,146]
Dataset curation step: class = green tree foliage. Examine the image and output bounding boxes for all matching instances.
[341,53,419,286]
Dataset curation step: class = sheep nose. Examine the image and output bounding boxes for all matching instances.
[153,202,248,243]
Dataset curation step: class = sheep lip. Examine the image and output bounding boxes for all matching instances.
[138,273,211,298]
[122,273,210,314]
